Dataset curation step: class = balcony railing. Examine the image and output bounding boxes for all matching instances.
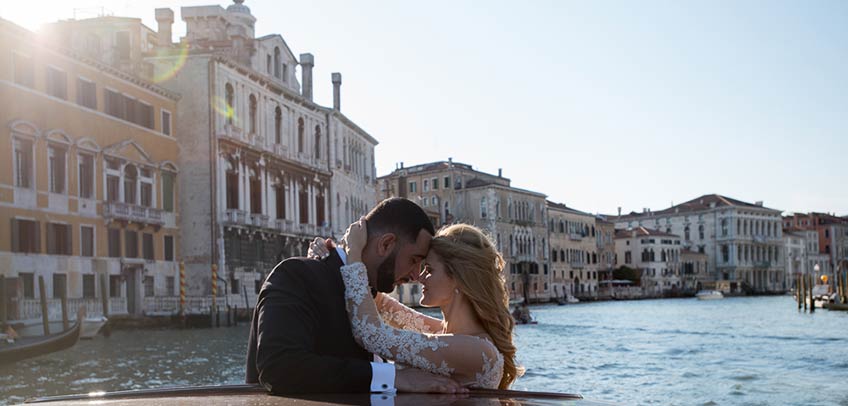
[250,213,270,229]
[754,261,771,268]
[569,233,584,241]
[143,296,180,315]
[569,261,585,269]
[104,202,165,226]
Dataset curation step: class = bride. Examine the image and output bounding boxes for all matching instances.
[311,219,522,389]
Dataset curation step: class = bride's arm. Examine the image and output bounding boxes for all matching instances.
[375,293,444,334]
[341,261,497,383]
[339,219,498,384]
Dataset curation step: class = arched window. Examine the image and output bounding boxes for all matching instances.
[225,83,235,125]
[314,125,321,159]
[274,47,281,79]
[297,118,304,153]
[249,94,257,135]
[721,219,728,236]
[274,106,282,144]
[698,224,704,240]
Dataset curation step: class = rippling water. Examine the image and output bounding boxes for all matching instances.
[2,296,847,405]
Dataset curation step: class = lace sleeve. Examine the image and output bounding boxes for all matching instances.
[341,262,503,388]
[376,293,443,334]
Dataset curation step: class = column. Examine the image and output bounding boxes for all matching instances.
[237,159,245,211]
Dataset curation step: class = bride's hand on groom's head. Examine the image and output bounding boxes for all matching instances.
[343,217,368,263]
[307,237,335,260]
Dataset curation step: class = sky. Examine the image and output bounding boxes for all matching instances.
[3,0,846,216]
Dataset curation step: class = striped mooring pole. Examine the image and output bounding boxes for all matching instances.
[211,264,218,327]
[179,261,186,324]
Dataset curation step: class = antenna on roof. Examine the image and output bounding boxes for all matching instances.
[73,6,113,19]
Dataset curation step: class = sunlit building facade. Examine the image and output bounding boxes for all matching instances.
[378,160,550,303]
[0,18,181,320]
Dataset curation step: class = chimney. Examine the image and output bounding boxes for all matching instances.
[617,207,622,217]
[498,168,502,177]
[155,8,174,47]
[755,201,763,207]
[400,162,404,169]
[300,53,314,101]
[331,72,342,110]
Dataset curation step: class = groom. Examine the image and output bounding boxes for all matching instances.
[246,197,465,394]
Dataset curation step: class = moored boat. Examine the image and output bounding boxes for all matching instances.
[0,309,84,365]
[14,316,108,339]
[695,290,724,300]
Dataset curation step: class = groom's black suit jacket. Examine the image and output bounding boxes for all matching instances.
[245,250,374,394]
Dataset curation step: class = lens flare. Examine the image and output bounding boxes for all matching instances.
[152,42,189,84]
[211,95,237,124]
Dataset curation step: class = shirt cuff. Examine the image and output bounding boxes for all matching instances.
[370,362,396,393]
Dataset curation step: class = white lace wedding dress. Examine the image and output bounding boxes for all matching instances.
[340,262,504,389]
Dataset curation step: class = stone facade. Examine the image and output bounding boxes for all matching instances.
[547,202,600,300]
[783,212,848,281]
[378,160,550,303]
[608,194,785,294]
[145,2,378,307]
[1,18,182,319]
[614,227,682,297]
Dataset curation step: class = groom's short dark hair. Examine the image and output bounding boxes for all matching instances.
[365,197,435,243]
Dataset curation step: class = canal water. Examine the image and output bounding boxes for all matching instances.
[2,296,847,405]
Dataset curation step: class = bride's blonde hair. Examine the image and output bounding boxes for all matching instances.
[429,223,523,389]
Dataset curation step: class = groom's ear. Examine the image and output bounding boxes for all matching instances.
[376,233,397,257]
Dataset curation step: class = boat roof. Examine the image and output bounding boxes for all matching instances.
[24,384,618,405]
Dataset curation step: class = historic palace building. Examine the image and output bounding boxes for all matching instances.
[15,1,379,310]
[1,17,181,320]
[547,202,600,300]
[145,2,378,304]
[378,160,550,303]
[614,227,682,297]
[609,194,785,294]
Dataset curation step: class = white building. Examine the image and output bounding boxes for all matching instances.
[614,227,682,297]
[145,1,377,305]
[607,194,785,294]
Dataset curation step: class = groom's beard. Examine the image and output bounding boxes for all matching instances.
[375,253,397,293]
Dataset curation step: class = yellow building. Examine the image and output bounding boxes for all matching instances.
[0,18,181,321]
[547,202,600,300]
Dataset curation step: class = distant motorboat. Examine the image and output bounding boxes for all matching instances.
[695,290,724,300]
[794,285,833,308]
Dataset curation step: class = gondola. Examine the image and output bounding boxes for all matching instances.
[0,309,84,365]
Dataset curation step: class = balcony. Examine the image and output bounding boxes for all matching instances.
[248,133,266,150]
[221,124,245,141]
[250,213,270,229]
[569,233,584,241]
[275,219,295,233]
[754,261,771,268]
[104,202,165,226]
[274,144,287,157]
[224,209,248,226]
[569,261,585,269]
[753,235,767,244]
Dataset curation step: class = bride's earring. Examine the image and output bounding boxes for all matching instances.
[454,288,460,295]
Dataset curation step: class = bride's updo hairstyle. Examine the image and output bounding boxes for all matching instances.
[428,223,523,389]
